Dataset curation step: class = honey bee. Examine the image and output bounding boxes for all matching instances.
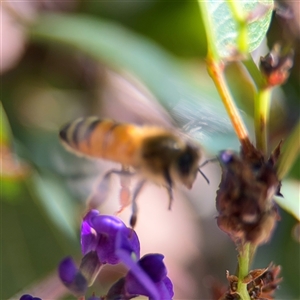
[59,117,208,226]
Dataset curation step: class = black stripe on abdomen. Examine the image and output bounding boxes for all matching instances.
[59,122,72,144]
[82,118,102,146]
[72,118,86,148]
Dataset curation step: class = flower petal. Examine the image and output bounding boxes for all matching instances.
[81,210,100,255]
[123,254,173,300]
[125,266,159,300]
[58,257,78,284]
[116,227,140,260]
[83,210,140,265]
[90,214,126,235]
[58,257,87,296]
[139,254,167,282]
[19,295,42,300]
[159,277,174,299]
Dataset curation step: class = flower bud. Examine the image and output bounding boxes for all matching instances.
[58,257,88,296]
[260,43,294,87]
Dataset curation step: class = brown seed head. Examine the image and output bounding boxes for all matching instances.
[216,142,282,245]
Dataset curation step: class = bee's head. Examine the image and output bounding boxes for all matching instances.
[173,143,201,189]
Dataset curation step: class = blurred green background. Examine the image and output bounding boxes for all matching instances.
[1,0,299,299]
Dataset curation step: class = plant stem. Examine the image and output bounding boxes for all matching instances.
[243,56,271,155]
[207,59,252,153]
[242,58,265,90]
[254,87,271,154]
[237,243,251,300]
[197,0,220,62]
[198,0,252,153]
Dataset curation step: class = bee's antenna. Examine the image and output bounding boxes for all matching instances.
[198,157,218,184]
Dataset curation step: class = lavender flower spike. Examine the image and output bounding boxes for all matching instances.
[115,228,173,300]
[81,209,140,265]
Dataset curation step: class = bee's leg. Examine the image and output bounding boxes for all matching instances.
[199,158,218,168]
[117,165,133,214]
[88,168,134,209]
[164,170,173,210]
[130,179,147,228]
[198,169,210,185]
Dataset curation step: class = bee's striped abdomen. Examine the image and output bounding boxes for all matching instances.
[60,117,100,150]
[59,117,142,166]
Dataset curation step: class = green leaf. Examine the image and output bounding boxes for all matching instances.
[277,120,300,180]
[28,172,78,239]
[1,178,24,202]
[203,0,273,58]
[0,101,12,145]
[275,180,300,221]
[1,177,79,298]
[29,13,237,153]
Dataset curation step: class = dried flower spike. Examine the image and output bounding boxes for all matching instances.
[226,270,239,294]
[218,263,281,300]
[246,263,282,299]
[216,142,282,246]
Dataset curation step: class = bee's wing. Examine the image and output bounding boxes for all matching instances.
[169,89,236,148]
[100,69,236,151]
[100,69,175,129]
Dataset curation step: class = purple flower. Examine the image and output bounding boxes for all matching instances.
[59,210,141,296]
[125,254,174,300]
[59,210,172,299]
[81,210,140,265]
[19,295,42,300]
[58,257,88,296]
[115,232,174,300]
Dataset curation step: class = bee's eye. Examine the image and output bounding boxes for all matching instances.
[178,152,194,175]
